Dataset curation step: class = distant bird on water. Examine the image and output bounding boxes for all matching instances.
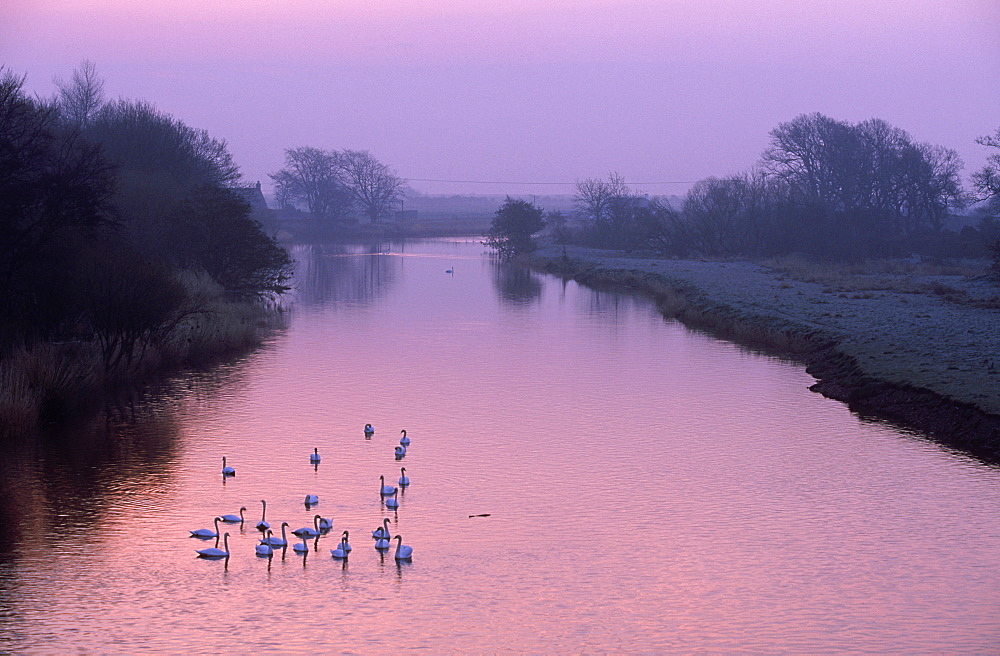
[399,429,410,446]
[221,457,235,476]
[310,448,321,463]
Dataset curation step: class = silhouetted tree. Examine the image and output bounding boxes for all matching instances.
[0,69,116,342]
[269,147,353,224]
[575,173,631,227]
[484,197,546,260]
[80,244,187,370]
[54,60,105,128]
[166,186,293,296]
[338,149,404,223]
[973,127,1000,217]
[762,113,963,256]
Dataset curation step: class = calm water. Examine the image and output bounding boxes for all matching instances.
[1,238,997,653]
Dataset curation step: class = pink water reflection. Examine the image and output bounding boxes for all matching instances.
[0,238,997,652]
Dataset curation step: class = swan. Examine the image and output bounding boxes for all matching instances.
[197,532,230,558]
[260,522,289,547]
[375,537,390,550]
[310,448,321,463]
[399,429,410,446]
[318,516,333,531]
[292,515,322,538]
[331,531,351,558]
[221,457,235,476]
[220,506,246,523]
[398,467,410,486]
[372,518,391,540]
[304,494,319,505]
[445,266,454,274]
[256,531,274,556]
[256,500,270,530]
[384,490,399,509]
[293,536,309,554]
[190,517,222,539]
[364,423,375,435]
[393,534,413,561]
[394,445,406,458]
[379,475,397,496]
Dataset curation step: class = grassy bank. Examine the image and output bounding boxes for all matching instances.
[0,275,283,440]
[528,249,1000,464]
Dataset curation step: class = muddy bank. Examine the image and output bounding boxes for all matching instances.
[529,245,1000,464]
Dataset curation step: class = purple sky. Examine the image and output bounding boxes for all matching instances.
[3,0,998,197]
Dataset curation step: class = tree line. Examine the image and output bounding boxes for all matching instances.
[1,61,293,377]
[270,146,404,227]
[487,113,1000,266]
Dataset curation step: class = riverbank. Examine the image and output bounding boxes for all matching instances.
[528,244,1000,463]
[0,288,283,440]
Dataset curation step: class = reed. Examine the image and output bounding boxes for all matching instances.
[0,272,284,438]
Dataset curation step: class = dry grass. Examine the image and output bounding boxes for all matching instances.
[0,272,285,439]
[762,254,989,295]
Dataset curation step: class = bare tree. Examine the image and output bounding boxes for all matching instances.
[269,147,352,223]
[973,127,1000,215]
[54,60,105,128]
[574,172,630,225]
[762,112,964,246]
[338,150,404,223]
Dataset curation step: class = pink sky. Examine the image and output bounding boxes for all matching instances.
[3,0,998,196]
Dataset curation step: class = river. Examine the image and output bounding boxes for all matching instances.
[1,238,997,652]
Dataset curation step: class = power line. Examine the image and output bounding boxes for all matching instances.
[405,177,697,186]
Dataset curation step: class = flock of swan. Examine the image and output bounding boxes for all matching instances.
[191,426,414,563]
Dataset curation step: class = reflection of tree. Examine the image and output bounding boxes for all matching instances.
[290,243,397,307]
[0,409,182,557]
[0,350,264,559]
[491,261,543,306]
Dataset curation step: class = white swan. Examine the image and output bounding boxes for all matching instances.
[331,531,351,558]
[293,536,309,553]
[304,494,319,505]
[372,518,391,539]
[380,475,397,496]
[318,516,333,531]
[384,490,399,509]
[256,500,270,530]
[256,531,274,556]
[310,447,321,463]
[190,517,222,539]
[399,429,410,446]
[364,423,375,435]
[260,522,289,547]
[394,445,406,457]
[375,537,390,549]
[292,514,322,538]
[398,467,410,486]
[220,506,246,523]
[221,457,235,476]
[197,532,230,558]
[393,534,413,561]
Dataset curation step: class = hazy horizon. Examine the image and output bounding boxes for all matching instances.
[3,0,998,197]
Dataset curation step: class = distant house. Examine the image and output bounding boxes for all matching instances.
[231,181,268,211]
